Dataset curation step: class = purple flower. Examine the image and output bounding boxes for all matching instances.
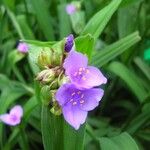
[17,42,28,53]
[64,34,74,52]
[0,105,23,126]
[66,4,76,15]
[63,51,107,89]
[56,83,104,130]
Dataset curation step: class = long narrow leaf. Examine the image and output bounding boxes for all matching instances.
[81,0,122,39]
[91,32,141,67]
[29,0,54,40]
[99,132,139,150]
[108,61,147,102]
[41,105,64,150]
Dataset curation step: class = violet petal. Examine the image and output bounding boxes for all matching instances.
[63,103,87,130]
[64,34,74,52]
[63,51,88,76]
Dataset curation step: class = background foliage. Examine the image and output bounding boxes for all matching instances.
[0,0,150,150]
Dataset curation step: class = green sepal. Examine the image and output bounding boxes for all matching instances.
[51,39,66,66]
[36,69,56,84]
[50,101,62,116]
[41,85,52,105]
[37,48,52,69]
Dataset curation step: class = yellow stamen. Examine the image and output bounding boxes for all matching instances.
[78,71,82,75]
[70,99,73,102]
[80,100,84,104]
[77,91,81,94]
[79,67,83,71]
[86,69,90,74]
[71,92,75,96]
[82,76,86,80]
[72,102,77,105]
[74,72,78,76]
[81,94,84,98]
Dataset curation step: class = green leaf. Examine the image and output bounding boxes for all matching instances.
[117,1,142,62]
[118,1,141,38]
[24,96,38,121]
[41,105,64,150]
[5,7,24,39]
[29,0,54,40]
[21,39,56,47]
[99,132,139,150]
[27,44,43,74]
[70,11,85,35]
[144,48,150,62]
[127,112,150,134]
[120,0,141,7]
[137,130,150,141]
[81,0,122,39]
[41,105,86,150]
[8,50,25,66]
[134,57,150,81]
[57,4,71,39]
[126,106,150,134]
[75,34,95,60]
[63,121,85,150]
[3,96,38,149]
[91,32,141,67]
[0,74,29,148]
[17,15,35,39]
[107,61,147,102]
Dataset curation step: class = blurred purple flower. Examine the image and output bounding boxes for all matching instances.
[63,51,107,89]
[56,83,104,129]
[0,105,23,126]
[64,34,74,52]
[66,4,76,15]
[17,42,28,53]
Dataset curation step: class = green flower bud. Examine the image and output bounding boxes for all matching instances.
[50,101,62,116]
[49,78,59,90]
[41,85,52,105]
[37,48,52,69]
[51,39,66,66]
[36,69,55,84]
[58,75,70,86]
[72,1,81,10]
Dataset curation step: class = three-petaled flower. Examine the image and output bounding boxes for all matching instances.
[17,42,28,53]
[63,51,107,89]
[56,50,107,130]
[56,83,104,130]
[0,105,23,126]
[66,4,76,15]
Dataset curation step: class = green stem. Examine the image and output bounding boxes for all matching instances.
[19,125,29,150]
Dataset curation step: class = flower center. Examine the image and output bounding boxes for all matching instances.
[73,67,90,81]
[69,90,85,106]
[10,114,18,122]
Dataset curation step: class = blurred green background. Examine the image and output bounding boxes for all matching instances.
[0,0,150,150]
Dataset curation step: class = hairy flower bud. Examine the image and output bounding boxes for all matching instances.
[58,75,70,86]
[37,48,52,69]
[41,85,52,105]
[17,42,28,53]
[51,40,65,66]
[36,69,56,84]
[50,101,62,116]
[64,34,74,52]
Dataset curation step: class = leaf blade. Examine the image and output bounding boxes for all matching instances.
[91,32,141,67]
[81,0,122,39]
